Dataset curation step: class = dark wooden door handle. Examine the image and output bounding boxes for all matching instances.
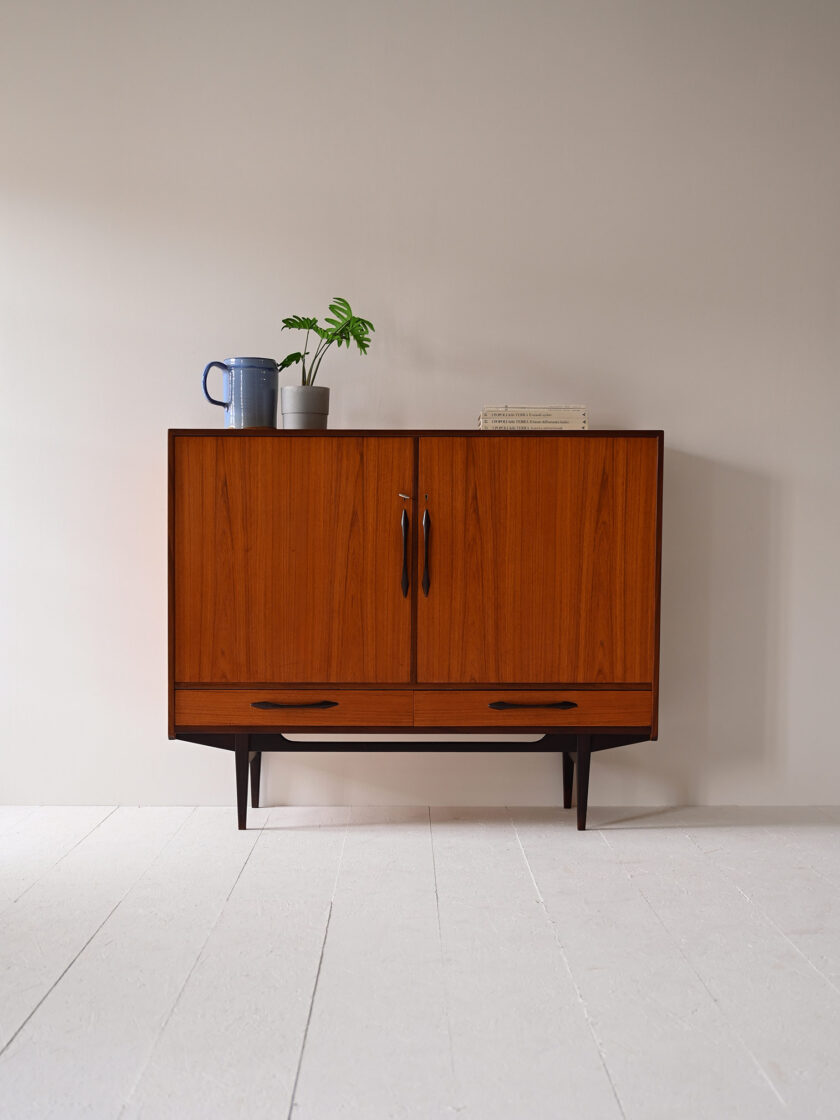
[401,509,409,598]
[488,700,578,711]
[422,510,431,596]
[250,700,339,710]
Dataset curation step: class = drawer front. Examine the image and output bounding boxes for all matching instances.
[175,689,413,729]
[413,690,652,728]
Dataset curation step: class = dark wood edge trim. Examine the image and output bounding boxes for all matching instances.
[167,430,176,739]
[651,431,664,739]
[410,435,419,684]
[175,730,653,752]
[168,429,664,439]
[175,724,652,736]
[174,682,654,691]
[588,734,651,753]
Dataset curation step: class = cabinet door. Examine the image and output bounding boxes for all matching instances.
[417,436,659,684]
[174,435,414,683]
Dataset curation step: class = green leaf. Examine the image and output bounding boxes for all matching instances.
[282,315,319,332]
[277,351,304,370]
[329,296,352,318]
[347,317,372,355]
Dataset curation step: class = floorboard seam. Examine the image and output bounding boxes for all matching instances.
[286,818,348,1119]
[600,830,788,1109]
[508,813,628,1120]
[328,817,350,901]
[116,810,265,1118]
[428,807,458,1093]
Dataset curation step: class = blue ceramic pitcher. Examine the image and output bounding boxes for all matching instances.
[202,357,279,428]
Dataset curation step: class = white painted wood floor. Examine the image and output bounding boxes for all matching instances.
[1,806,839,1119]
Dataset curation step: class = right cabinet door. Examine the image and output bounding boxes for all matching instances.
[417,435,660,684]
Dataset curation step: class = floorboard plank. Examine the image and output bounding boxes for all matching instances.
[0,807,116,912]
[289,807,455,1119]
[601,819,840,1117]
[762,808,840,890]
[0,808,39,837]
[685,815,840,992]
[431,807,622,1119]
[0,808,191,1057]
[121,807,347,1120]
[512,808,786,1120]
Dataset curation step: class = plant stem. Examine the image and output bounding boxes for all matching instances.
[309,336,328,385]
[310,338,335,385]
[301,328,310,385]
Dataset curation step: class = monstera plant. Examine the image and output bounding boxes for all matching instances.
[278,297,375,386]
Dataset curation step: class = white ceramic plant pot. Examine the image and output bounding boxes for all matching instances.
[280,385,330,430]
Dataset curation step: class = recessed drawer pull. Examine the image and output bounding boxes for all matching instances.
[250,700,339,710]
[488,700,578,711]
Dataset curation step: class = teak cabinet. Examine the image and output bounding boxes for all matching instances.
[169,430,663,830]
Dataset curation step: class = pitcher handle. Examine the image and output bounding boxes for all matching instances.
[202,361,229,407]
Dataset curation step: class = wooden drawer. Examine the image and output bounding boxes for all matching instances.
[413,689,652,728]
[175,689,414,729]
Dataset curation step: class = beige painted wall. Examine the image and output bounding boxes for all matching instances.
[2,0,838,806]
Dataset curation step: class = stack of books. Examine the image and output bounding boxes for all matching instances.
[478,405,589,430]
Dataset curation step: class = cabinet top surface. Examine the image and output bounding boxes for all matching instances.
[169,428,664,438]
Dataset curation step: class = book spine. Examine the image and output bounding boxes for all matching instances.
[479,412,588,423]
[479,406,588,417]
[478,419,589,430]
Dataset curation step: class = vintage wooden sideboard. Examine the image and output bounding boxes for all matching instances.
[168,430,663,829]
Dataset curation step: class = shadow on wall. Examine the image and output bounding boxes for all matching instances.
[267,448,786,807]
[602,447,785,805]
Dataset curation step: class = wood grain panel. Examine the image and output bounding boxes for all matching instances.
[414,690,652,727]
[173,436,413,683]
[175,689,413,728]
[416,436,659,683]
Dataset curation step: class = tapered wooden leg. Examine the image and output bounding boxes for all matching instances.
[562,752,575,809]
[250,750,262,808]
[235,735,249,830]
[576,734,591,831]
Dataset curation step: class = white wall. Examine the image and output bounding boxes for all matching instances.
[2,0,838,807]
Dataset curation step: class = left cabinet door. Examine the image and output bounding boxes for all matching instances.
[173,435,414,683]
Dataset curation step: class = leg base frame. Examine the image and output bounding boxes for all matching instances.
[177,730,650,831]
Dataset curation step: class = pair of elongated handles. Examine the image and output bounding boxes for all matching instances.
[251,699,577,712]
[400,508,431,598]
